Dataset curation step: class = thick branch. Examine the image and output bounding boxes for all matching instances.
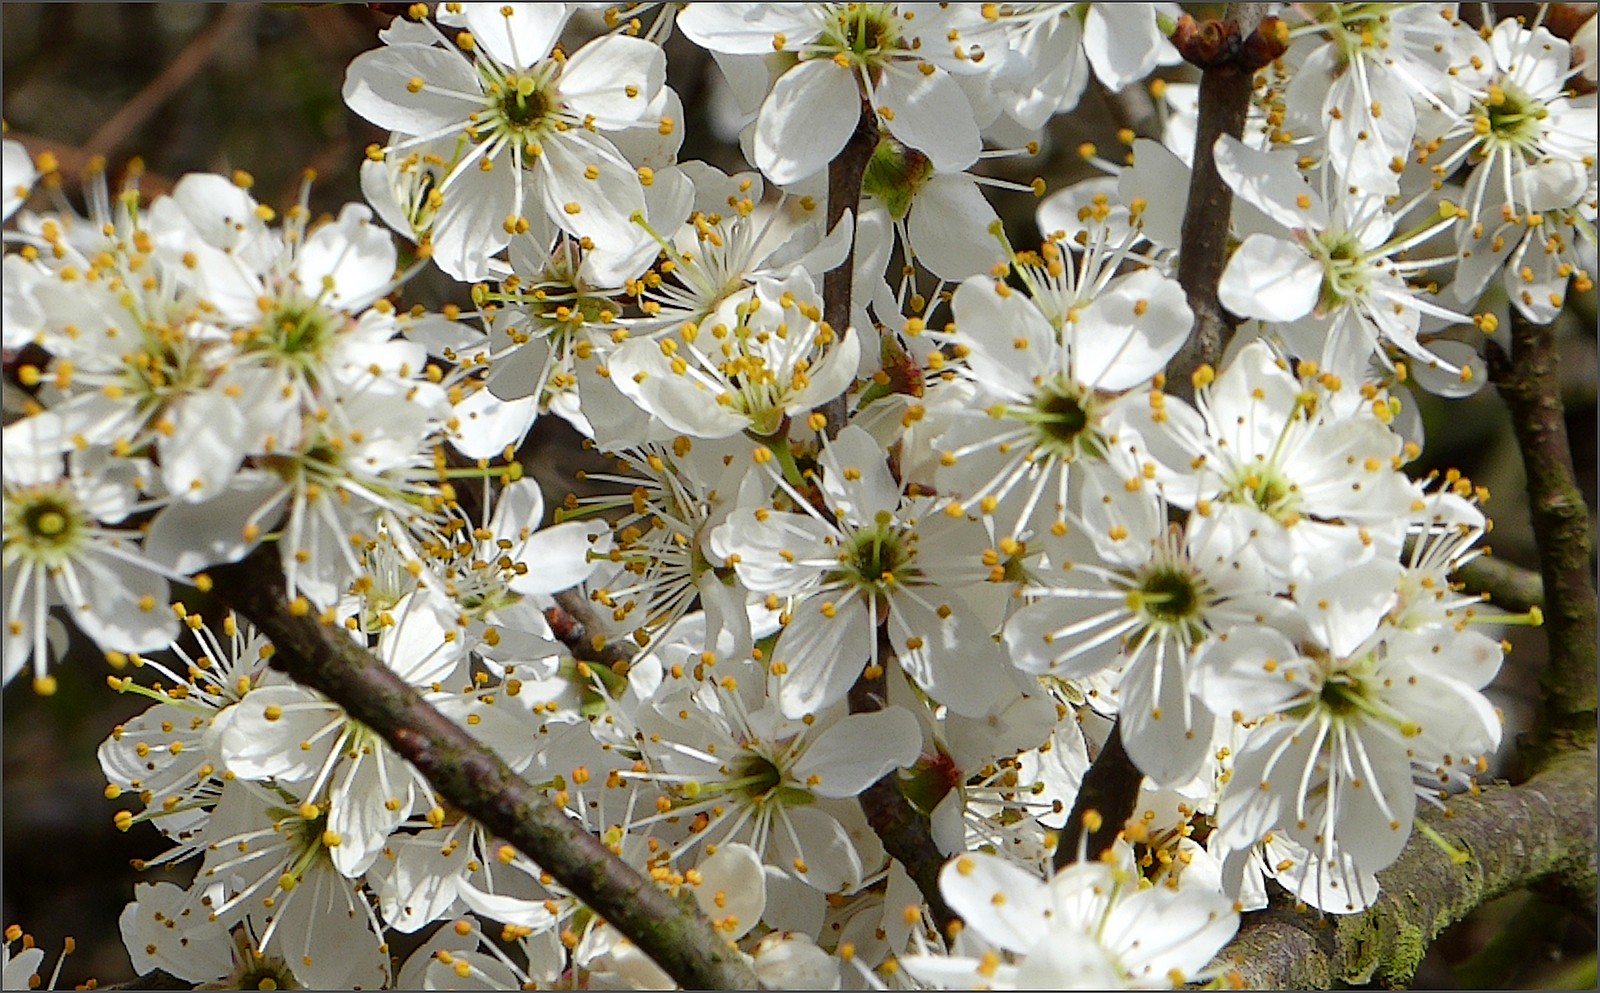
[1489,311,1599,765]
[208,549,760,991]
[1167,3,1271,395]
[816,105,878,437]
[1218,748,1598,988]
[847,629,958,936]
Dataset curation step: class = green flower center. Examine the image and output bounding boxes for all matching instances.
[833,518,916,592]
[269,305,332,356]
[1124,558,1212,646]
[501,76,550,128]
[1318,675,1366,717]
[1034,388,1089,442]
[241,299,338,379]
[994,379,1106,461]
[1478,81,1548,155]
[1311,231,1370,309]
[821,4,901,63]
[1137,568,1200,623]
[5,488,88,565]
[732,752,785,800]
[862,137,933,221]
[1226,464,1300,521]
[1314,2,1394,64]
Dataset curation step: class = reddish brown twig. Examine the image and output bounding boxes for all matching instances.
[208,548,760,991]
[84,6,256,161]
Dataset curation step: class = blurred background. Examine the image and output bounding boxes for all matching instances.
[3,3,1594,987]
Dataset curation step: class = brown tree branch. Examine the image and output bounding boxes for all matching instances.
[548,588,638,673]
[1051,724,1145,871]
[802,91,960,938]
[1456,554,1545,614]
[207,548,761,991]
[1052,4,1279,873]
[847,629,958,938]
[1217,747,1598,988]
[816,104,878,438]
[1489,311,1599,767]
[1167,3,1272,397]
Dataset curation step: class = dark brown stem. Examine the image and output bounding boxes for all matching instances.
[816,104,879,438]
[846,629,958,938]
[103,969,188,990]
[1217,748,1597,988]
[1051,723,1144,871]
[548,588,637,673]
[207,549,761,991]
[1489,311,1599,768]
[815,97,958,941]
[1167,2,1270,397]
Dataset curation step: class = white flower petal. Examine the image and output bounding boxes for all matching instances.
[561,35,665,126]
[461,3,568,70]
[792,706,922,798]
[1218,234,1322,322]
[1083,4,1174,91]
[144,472,284,575]
[1073,267,1191,391]
[508,521,608,596]
[693,843,766,939]
[329,750,414,877]
[772,806,863,893]
[773,596,873,719]
[907,173,1005,280]
[819,425,901,523]
[295,203,397,311]
[879,64,980,173]
[120,882,234,984]
[937,851,1051,953]
[343,45,482,134]
[755,59,861,185]
[1213,135,1329,230]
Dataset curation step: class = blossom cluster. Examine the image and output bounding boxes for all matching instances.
[2,2,1594,989]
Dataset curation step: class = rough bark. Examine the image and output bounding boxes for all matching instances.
[1051,724,1144,871]
[1218,748,1598,988]
[1490,311,1599,766]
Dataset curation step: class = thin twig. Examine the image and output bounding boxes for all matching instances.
[816,104,878,438]
[207,549,761,991]
[1456,554,1545,614]
[549,588,638,672]
[1055,3,1275,870]
[800,89,957,937]
[84,6,256,161]
[847,629,958,937]
[1051,724,1144,870]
